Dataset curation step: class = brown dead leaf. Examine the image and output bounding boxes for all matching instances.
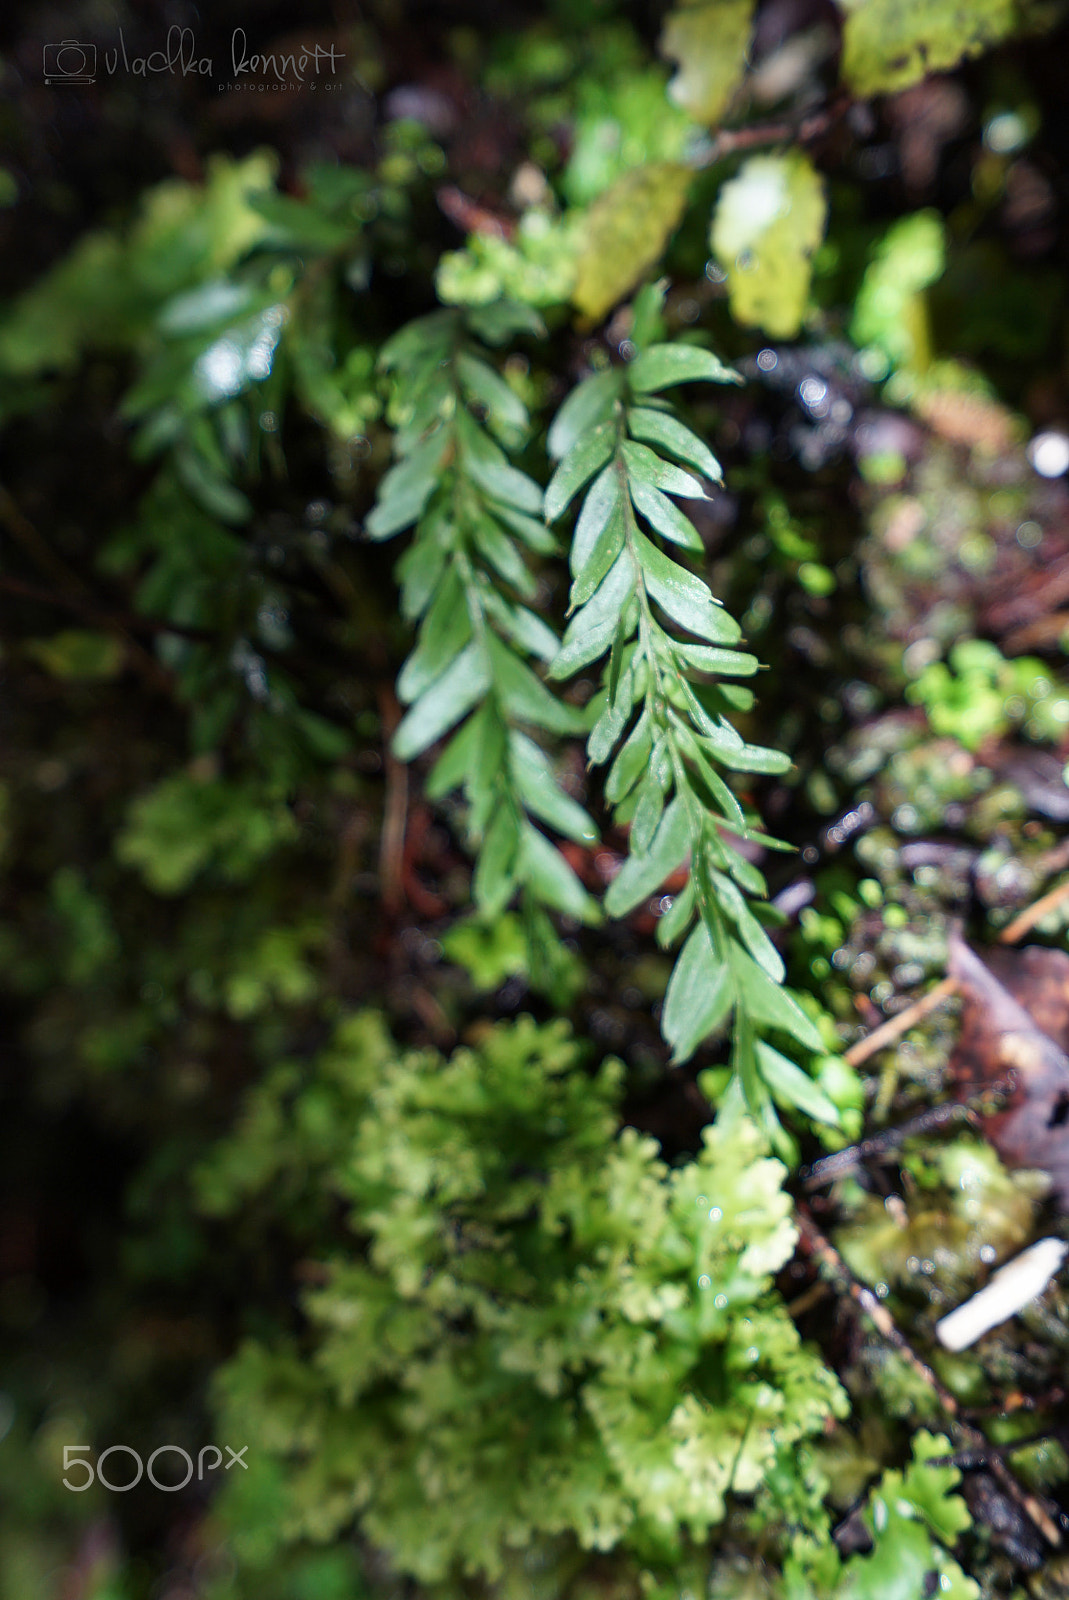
[912,389,1017,452]
[983,551,1069,635]
[994,749,1069,824]
[949,931,1069,1203]
[887,79,969,193]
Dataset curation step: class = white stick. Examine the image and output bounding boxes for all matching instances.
[936,1238,1069,1352]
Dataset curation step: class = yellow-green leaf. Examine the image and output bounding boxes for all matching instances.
[25,630,125,681]
[572,163,693,323]
[659,0,755,127]
[850,211,946,373]
[710,151,827,338]
[837,0,1018,99]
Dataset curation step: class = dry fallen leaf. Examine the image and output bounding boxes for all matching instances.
[912,387,1017,452]
[949,931,1069,1203]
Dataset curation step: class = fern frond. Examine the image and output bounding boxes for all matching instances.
[369,305,600,993]
[546,318,838,1137]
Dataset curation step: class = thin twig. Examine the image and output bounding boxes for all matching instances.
[965,1386,1067,1419]
[0,573,216,641]
[0,485,175,692]
[400,803,450,918]
[1035,837,1069,879]
[696,94,852,168]
[999,878,1069,945]
[801,1070,1019,1189]
[786,1279,832,1317]
[844,977,959,1067]
[376,682,407,918]
[0,483,88,594]
[406,984,455,1048]
[925,1424,1069,1469]
[794,1209,1063,1549]
[796,1210,960,1402]
[801,1100,976,1189]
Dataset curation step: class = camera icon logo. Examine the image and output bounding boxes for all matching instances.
[43,40,97,84]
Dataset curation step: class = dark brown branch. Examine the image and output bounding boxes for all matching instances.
[801,1101,977,1189]
[0,573,216,642]
[376,681,408,918]
[795,1208,1063,1550]
[800,1068,1019,1191]
[926,1422,1069,1468]
[965,1386,1068,1419]
[0,485,177,691]
[0,483,89,595]
[696,93,853,169]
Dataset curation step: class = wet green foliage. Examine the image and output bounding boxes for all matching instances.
[200,1015,844,1589]
[543,317,837,1135]
[907,640,1069,750]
